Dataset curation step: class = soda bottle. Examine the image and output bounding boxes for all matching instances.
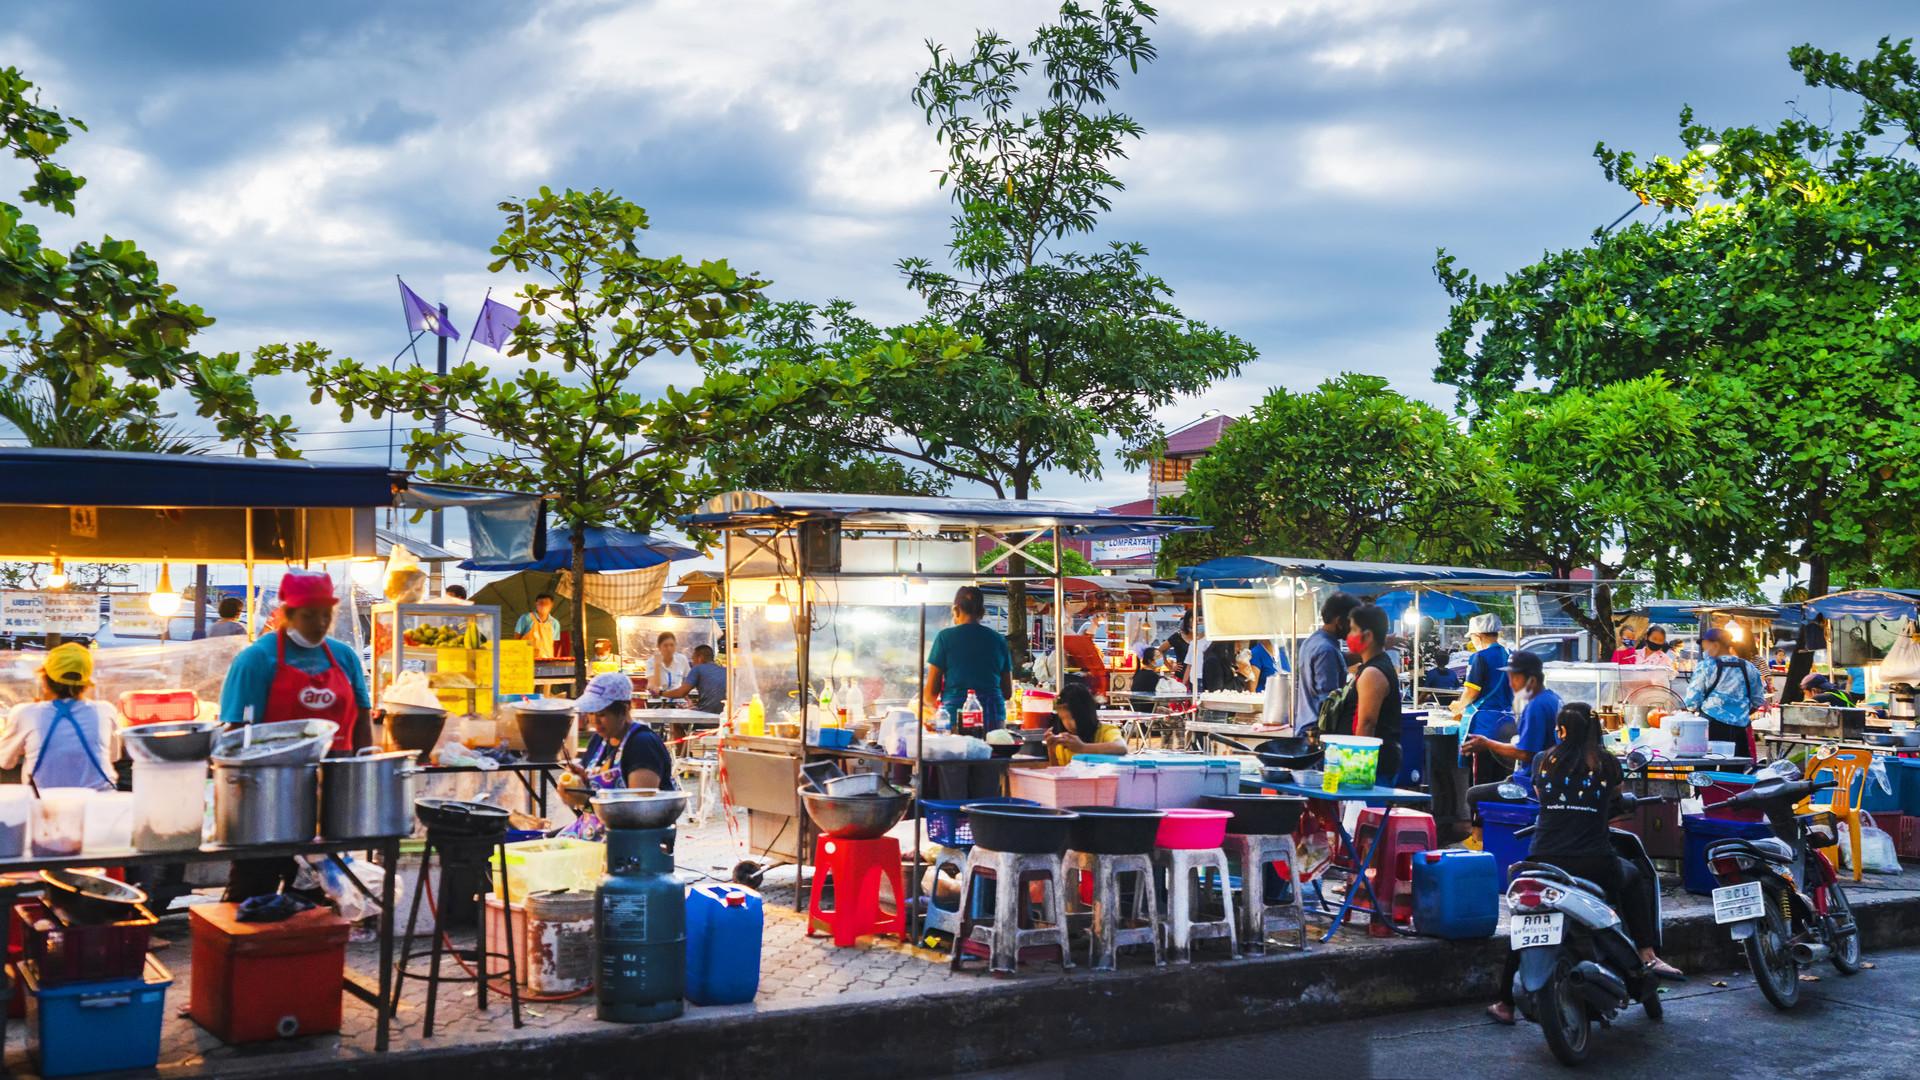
[961,690,985,733]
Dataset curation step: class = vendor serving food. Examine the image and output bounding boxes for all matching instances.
[0,643,122,791]
[217,569,370,753]
[561,672,675,840]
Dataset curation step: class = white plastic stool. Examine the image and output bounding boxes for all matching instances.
[1065,850,1162,971]
[1155,846,1237,962]
[1222,832,1307,954]
[951,847,1073,975]
[920,844,969,940]
[675,750,720,826]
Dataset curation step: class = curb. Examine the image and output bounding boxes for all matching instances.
[243,887,1920,1080]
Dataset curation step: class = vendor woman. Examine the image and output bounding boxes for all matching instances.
[0,643,121,791]
[1449,613,1514,721]
[923,585,1012,732]
[1045,684,1127,765]
[218,570,370,752]
[562,673,675,840]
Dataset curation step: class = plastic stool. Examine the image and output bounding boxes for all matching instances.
[806,835,906,947]
[951,847,1072,975]
[392,828,523,1037]
[1353,807,1435,934]
[1154,847,1236,962]
[1223,832,1306,954]
[1065,850,1162,971]
[920,845,970,941]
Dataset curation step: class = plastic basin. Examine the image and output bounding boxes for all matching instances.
[962,803,1079,855]
[1062,805,1165,855]
[1154,808,1231,850]
[1322,734,1382,790]
[1200,793,1306,836]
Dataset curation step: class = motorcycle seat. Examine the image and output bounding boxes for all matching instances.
[1710,837,1795,864]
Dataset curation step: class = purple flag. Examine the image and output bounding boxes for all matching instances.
[397,277,459,340]
[470,296,522,352]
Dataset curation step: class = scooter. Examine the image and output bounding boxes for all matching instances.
[1699,765,1863,1009]
[1504,789,1668,1066]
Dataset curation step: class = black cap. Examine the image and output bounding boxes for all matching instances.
[1502,651,1544,679]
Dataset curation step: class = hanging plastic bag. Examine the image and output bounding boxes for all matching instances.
[1879,621,1920,682]
[383,543,428,604]
[301,854,388,922]
[1841,813,1900,874]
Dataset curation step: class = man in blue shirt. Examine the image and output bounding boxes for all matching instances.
[659,644,727,714]
[1461,650,1560,849]
[1682,627,1769,758]
[923,586,1012,731]
[1452,612,1514,720]
[1292,592,1361,734]
[1248,640,1279,692]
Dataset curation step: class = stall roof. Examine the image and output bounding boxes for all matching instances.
[461,523,699,573]
[0,448,403,508]
[1375,589,1481,621]
[979,575,1183,601]
[1176,556,1549,588]
[683,490,1196,538]
[1802,589,1920,621]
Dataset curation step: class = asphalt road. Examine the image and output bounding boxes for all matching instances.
[965,946,1920,1080]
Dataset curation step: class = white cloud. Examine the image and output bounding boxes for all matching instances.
[1295,122,1476,202]
[1165,0,1445,36]
[1310,27,1474,74]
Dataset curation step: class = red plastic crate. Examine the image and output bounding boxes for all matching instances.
[1896,814,1920,861]
[189,902,349,1043]
[15,898,156,987]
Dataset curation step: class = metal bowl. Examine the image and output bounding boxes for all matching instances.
[212,719,338,766]
[122,720,222,764]
[799,788,912,839]
[39,869,148,923]
[593,790,690,829]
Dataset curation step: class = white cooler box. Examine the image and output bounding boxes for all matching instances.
[1082,755,1238,809]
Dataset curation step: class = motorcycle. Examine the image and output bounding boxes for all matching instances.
[1699,765,1863,1009]
[1503,788,1668,1066]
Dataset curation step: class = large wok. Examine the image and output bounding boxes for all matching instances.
[1205,732,1324,770]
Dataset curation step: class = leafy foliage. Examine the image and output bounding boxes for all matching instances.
[979,541,1099,577]
[0,67,294,455]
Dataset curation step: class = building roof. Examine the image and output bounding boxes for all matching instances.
[1164,415,1235,458]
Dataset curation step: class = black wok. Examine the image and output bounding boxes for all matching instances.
[1206,732,1324,770]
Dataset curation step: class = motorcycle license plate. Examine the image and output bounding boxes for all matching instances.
[1510,912,1563,948]
[1712,881,1765,924]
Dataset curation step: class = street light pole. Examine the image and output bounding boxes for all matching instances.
[429,302,449,592]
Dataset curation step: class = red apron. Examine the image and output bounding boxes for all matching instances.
[264,630,358,752]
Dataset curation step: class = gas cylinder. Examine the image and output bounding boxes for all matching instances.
[594,825,685,1022]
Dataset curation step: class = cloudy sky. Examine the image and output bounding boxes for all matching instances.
[5,0,1901,519]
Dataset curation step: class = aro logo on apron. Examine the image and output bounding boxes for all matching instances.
[299,685,339,711]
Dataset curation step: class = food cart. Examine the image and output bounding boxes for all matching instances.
[682,491,1192,908]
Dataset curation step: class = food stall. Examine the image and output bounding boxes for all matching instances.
[1761,589,1920,753]
[0,448,546,1055]
[682,491,1193,909]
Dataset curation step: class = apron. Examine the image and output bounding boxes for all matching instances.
[264,630,358,753]
[559,725,641,841]
[524,614,556,659]
[31,699,113,791]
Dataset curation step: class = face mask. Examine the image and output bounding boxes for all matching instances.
[286,627,325,650]
[1647,641,1668,652]
[1346,632,1365,652]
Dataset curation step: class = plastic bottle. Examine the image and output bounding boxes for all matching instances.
[746,694,766,736]
[934,706,953,735]
[817,681,835,727]
[961,690,984,732]
[834,679,852,726]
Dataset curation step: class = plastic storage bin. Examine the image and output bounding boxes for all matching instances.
[23,956,172,1078]
[685,883,763,1005]
[919,797,1038,847]
[0,785,30,858]
[1411,849,1500,939]
[188,902,349,1042]
[1008,767,1118,808]
[1891,758,1920,816]
[490,837,607,904]
[1478,800,1539,881]
[1696,771,1761,821]
[1681,814,1775,895]
[132,760,207,852]
[31,789,89,857]
[15,898,157,987]
[81,791,135,853]
[1322,735,1382,790]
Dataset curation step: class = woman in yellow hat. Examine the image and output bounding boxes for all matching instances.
[0,643,121,791]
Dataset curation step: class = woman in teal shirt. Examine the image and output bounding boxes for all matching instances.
[922,586,1012,732]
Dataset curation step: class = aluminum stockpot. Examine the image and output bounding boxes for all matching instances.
[319,749,422,839]
[212,761,319,846]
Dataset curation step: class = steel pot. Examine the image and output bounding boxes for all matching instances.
[319,749,422,839]
[212,762,319,846]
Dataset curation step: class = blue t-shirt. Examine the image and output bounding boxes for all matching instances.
[1293,628,1348,727]
[1508,687,1562,788]
[683,661,727,714]
[1249,642,1279,692]
[927,622,1010,727]
[1465,643,1514,715]
[218,632,371,724]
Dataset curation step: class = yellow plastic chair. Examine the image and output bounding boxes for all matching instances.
[1801,748,1872,882]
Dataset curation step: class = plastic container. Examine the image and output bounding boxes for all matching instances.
[1478,800,1539,881]
[685,883,762,1006]
[920,796,1039,848]
[1892,758,1920,817]
[1322,735,1382,790]
[1847,763,1903,814]
[31,790,90,857]
[132,760,207,852]
[1153,808,1231,850]
[490,837,607,905]
[1020,689,1057,730]
[15,898,157,986]
[188,903,348,1043]
[810,726,855,750]
[81,791,135,854]
[0,784,31,858]
[1411,849,1500,939]
[1707,740,1737,757]
[1696,770,1762,822]
[117,689,199,726]
[525,889,595,994]
[24,956,172,1078]
[1007,767,1118,808]
[1669,716,1709,756]
[1682,814,1775,895]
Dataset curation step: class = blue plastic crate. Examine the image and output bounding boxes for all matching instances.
[24,956,171,1078]
[1682,814,1774,895]
[920,797,1038,847]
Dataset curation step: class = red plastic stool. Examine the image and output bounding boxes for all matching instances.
[1353,808,1436,936]
[807,835,906,947]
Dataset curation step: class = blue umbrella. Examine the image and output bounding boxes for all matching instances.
[459,524,700,573]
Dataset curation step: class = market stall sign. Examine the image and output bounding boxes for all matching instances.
[1090,535,1159,564]
[109,594,165,637]
[1,591,102,636]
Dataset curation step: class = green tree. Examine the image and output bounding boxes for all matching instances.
[1434,36,1920,595]
[0,67,294,455]
[264,188,970,690]
[1161,374,1502,568]
[979,541,1099,577]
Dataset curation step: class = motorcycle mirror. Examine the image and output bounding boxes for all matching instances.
[1686,773,1714,789]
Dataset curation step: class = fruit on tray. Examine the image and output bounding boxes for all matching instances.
[403,624,490,647]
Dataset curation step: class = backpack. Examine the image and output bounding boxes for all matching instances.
[1316,675,1358,736]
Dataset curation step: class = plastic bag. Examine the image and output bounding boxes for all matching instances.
[1880,621,1920,682]
[383,543,428,604]
[438,741,499,770]
[302,853,388,922]
[1841,813,1900,874]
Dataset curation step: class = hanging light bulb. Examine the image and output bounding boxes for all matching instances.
[764,585,791,624]
[350,558,385,589]
[46,552,67,591]
[905,564,931,605]
[148,562,182,617]
[1728,621,1747,642]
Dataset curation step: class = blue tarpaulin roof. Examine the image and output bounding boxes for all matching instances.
[1176,556,1549,588]
[682,490,1195,538]
[1802,589,1920,621]
[0,448,402,508]
[462,524,700,573]
[1375,589,1481,621]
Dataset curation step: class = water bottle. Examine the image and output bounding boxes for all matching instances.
[934,706,953,735]
[961,690,985,733]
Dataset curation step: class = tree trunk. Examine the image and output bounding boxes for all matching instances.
[571,527,589,695]
[1808,554,1830,600]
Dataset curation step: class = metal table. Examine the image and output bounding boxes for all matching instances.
[1241,779,1432,942]
[420,761,564,819]
[0,836,403,1052]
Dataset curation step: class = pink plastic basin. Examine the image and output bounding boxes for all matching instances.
[1154,808,1231,850]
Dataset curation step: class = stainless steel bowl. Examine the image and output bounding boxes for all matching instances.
[212,719,338,766]
[592,790,689,829]
[799,788,912,839]
[122,720,222,763]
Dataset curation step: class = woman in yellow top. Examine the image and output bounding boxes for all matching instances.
[1044,683,1127,766]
